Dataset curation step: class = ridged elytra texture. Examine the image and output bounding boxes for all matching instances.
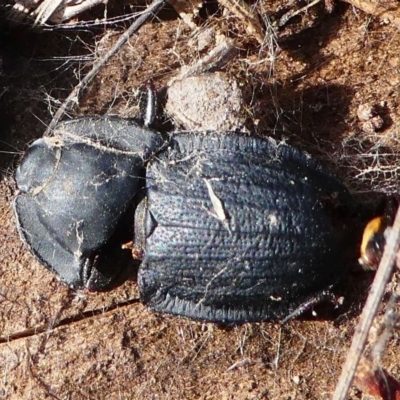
[137,133,353,323]
[14,117,163,290]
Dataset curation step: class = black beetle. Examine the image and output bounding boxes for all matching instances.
[14,116,355,322]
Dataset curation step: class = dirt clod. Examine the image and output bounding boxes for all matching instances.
[166,72,247,131]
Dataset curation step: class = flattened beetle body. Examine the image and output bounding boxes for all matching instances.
[137,133,353,322]
[14,118,355,322]
[14,117,163,290]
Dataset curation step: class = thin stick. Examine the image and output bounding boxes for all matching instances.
[279,0,322,26]
[332,205,400,400]
[44,0,167,136]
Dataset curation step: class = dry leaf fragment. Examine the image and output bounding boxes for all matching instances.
[219,0,264,44]
[355,358,400,400]
[12,0,105,24]
[168,0,202,29]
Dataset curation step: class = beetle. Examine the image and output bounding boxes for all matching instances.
[14,116,357,322]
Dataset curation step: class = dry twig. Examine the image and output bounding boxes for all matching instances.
[353,291,400,399]
[333,205,400,400]
[44,0,167,136]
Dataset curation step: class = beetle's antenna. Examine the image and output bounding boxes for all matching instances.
[140,80,157,128]
[43,0,167,136]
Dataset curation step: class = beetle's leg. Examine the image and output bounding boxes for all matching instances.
[280,286,342,324]
[139,80,158,127]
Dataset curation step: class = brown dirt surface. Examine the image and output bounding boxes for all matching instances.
[1,1,400,399]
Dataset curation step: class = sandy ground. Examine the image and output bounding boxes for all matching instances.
[1,1,400,399]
